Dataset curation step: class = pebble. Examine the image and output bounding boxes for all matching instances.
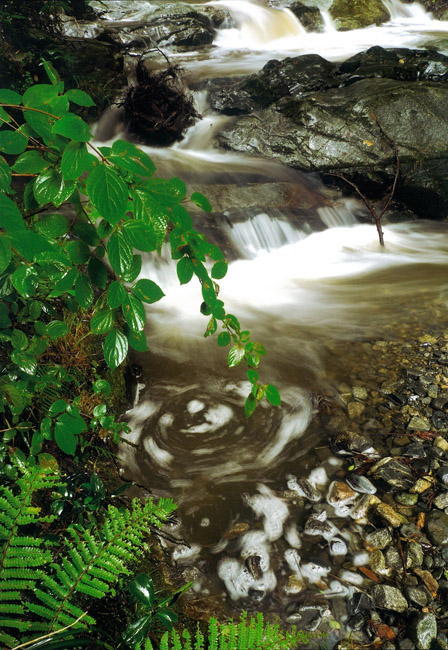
[371,584,408,612]
[395,492,418,506]
[369,549,388,573]
[347,401,365,419]
[353,386,368,400]
[406,586,429,607]
[369,457,414,490]
[350,494,380,520]
[376,502,408,527]
[365,531,392,554]
[412,613,437,650]
[426,510,448,545]
[414,568,439,596]
[327,481,357,506]
[411,477,433,494]
[385,547,402,569]
[287,476,321,502]
[408,415,431,430]
[329,537,348,556]
[407,542,424,568]
[346,473,377,494]
[434,436,448,453]
[437,465,448,486]
[433,492,448,509]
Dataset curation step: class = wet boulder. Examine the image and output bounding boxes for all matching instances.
[217,78,448,218]
[330,0,391,30]
[339,46,448,83]
[288,2,325,32]
[209,54,337,114]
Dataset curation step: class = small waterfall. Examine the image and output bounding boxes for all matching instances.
[320,8,337,32]
[211,0,306,48]
[382,0,432,21]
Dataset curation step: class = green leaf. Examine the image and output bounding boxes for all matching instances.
[86,164,128,224]
[0,155,11,191]
[107,281,127,309]
[122,615,153,647]
[204,315,217,337]
[227,345,244,368]
[146,177,186,202]
[129,574,156,607]
[211,261,228,280]
[52,113,91,142]
[93,379,112,396]
[74,274,94,308]
[11,351,37,375]
[217,331,230,347]
[48,268,79,297]
[54,428,77,455]
[122,220,157,252]
[0,194,25,231]
[13,150,49,174]
[109,140,155,177]
[107,231,133,276]
[176,257,194,285]
[0,237,11,273]
[65,88,95,107]
[11,329,28,350]
[0,130,28,154]
[127,330,148,352]
[121,255,142,283]
[45,320,69,340]
[34,213,69,238]
[33,169,76,207]
[11,265,37,297]
[88,257,108,289]
[190,191,212,212]
[103,329,128,369]
[0,89,22,103]
[66,240,90,265]
[0,303,11,328]
[56,412,87,435]
[266,384,281,407]
[23,83,59,106]
[244,394,257,418]
[132,279,164,304]
[61,141,94,180]
[122,294,145,332]
[49,399,68,416]
[90,308,114,334]
[40,59,60,86]
[10,228,56,261]
[73,222,99,246]
[0,105,11,123]
[247,369,259,383]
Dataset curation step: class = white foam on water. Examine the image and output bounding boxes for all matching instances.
[143,437,173,468]
[245,485,289,541]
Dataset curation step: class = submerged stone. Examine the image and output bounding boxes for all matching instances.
[426,511,448,545]
[371,584,408,612]
[412,613,437,650]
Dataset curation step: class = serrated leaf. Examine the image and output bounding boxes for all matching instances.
[190,191,212,212]
[109,140,155,177]
[107,281,127,309]
[66,240,90,265]
[227,345,244,368]
[11,265,37,297]
[86,164,128,224]
[33,169,76,207]
[127,330,148,352]
[88,257,108,289]
[90,308,114,334]
[45,320,69,340]
[266,384,281,406]
[74,274,94,308]
[0,155,11,191]
[61,141,94,180]
[0,237,11,273]
[121,255,142,283]
[93,379,112,396]
[132,279,164,304]
[0,194,25,231]
[103,329,128,369]
[246,369,259,383]
[0,130,28,154]
[34,213,69,238]
[122,294,145,332]
[65,88,95,107]
[11,351,37,375]
[122,220,157,252]
[211,260,228,280]
[11,329,28,350]
[73,221,99,245]
[217,331,230,347]
[176,257,194,285]
[107,231,133,276]
[13,150,49,174]
[52,113,91,142]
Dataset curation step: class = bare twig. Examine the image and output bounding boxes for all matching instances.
[12,612,87,650]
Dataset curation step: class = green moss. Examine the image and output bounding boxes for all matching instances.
[330,0,390,30]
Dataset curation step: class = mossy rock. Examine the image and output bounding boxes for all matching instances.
[330,0,390,30]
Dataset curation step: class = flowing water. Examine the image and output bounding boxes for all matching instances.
[91,0,448,637]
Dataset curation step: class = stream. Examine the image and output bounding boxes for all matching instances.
[89,0,448,645]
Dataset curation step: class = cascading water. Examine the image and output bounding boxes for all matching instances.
[87,0,448,639]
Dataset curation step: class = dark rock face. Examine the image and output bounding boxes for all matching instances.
[289,2,325,32]
[215,46,448,218]
[209,55,338,114]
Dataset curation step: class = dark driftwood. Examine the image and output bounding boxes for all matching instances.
[122,59,200,146]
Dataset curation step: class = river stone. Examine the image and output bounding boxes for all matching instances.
[369,457,414,490]
[433,492,448,509]
[412,613,437,650]
[375,502,408,527]
[132,4,215,48]
[339,46,448,83]
[327,481,357,506]
[395,492,418,506]
[346,473,377,494]
[426,511,448,545]
[365,528,392,549]
[385,546,402,569]
[209,54,337,115]
[330,0,390,30]
[371,584,408,612]
[217,78,448,219]
[289,2,324,31]
[407,542,424,568]
[408,415,431,431]
[406,586,429,607]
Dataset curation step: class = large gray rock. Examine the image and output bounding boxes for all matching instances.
[217,78,448,218]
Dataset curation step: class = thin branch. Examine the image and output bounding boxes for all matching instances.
[11,612,87,650]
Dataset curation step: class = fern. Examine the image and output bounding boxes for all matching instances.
[0,463,176,648]
[135,613,312,650]
[0,464,61,648]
